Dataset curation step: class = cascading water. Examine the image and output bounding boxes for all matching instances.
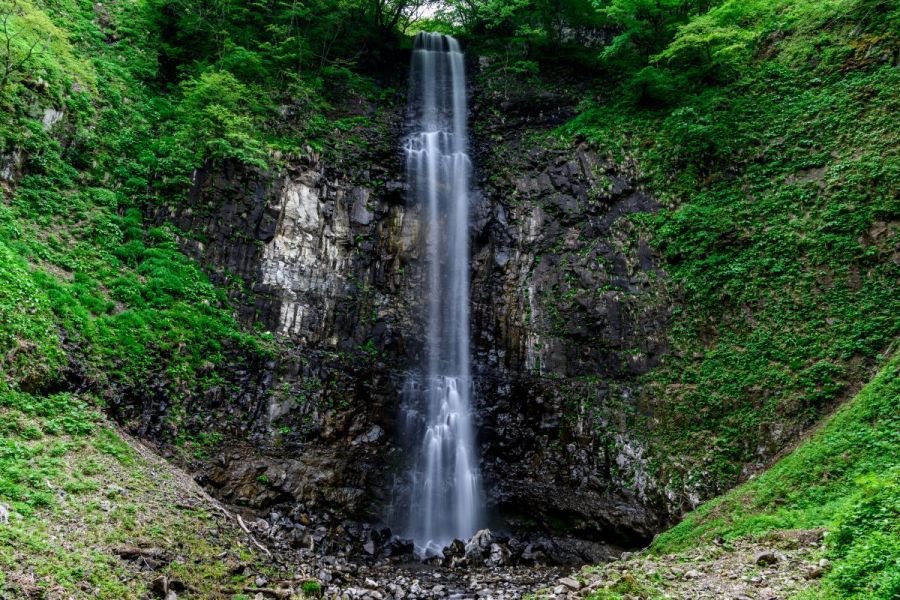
[401,31,482,556]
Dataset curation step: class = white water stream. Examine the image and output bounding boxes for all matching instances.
[402,32,483,556]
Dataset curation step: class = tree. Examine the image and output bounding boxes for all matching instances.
[440,0,601,44]
[371,0,434,34]
[653,23,755,82]
[0,0,47,91]
[593,0,713,69]
[173,70,267,167]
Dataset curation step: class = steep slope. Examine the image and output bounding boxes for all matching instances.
[0,0,271,437]
[546,352,897,599]
[652,352,899,598]
[0,391,290,599]
[0,0,897,595]
[519,0,900,596]
[0,1,341,595]
[549,0,899,518]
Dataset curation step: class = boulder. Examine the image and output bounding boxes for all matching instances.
[460,528,496,565]
[754,551,778,566]
[487,542,513,567]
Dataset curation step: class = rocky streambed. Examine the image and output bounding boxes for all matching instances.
[225,521,825,600]
[200,515,827,600]
[235,510,623,599]
[319,563,566,600]
[64,431,824,600]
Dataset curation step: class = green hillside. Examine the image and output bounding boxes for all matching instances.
[558,0,899,498]
[0,0,896,597]
[653,353,898,598]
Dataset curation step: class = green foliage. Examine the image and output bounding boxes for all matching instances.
[558,0,899,499]
[169,70,268,168]
[824,470,900,599]
[0,388,272,597]
[652,355,899,597]
[661,105,731,169]
[0,241,64,388]
[594,0,712,70]
[590,0,900,94]
[625,66,683,106]
[550,3,900,596]
[0,389,99,512]
[437,0,603,52]
[587,576,665,600]
[0,0,97,95]
[301,580,323,597]
[148,0,376,78]
[0,0,275,436]
[0,0,622,595]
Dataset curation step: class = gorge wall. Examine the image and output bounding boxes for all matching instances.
[3,0,895,595]
[127,57,675,554]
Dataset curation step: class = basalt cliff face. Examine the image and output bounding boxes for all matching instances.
[122,59,674,553]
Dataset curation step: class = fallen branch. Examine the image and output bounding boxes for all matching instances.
[237,513,273,558]
[122,433,274,561]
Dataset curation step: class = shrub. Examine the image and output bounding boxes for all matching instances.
[168,70,268,168]
[301,580,322,597]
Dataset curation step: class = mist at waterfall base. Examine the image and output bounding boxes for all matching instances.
[394,32,484,558]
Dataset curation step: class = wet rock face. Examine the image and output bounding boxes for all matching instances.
[144,61,674,545]
[152,156,418,351]
[141,149,418,519]
[467,142,672,540]
[466,68,672,544]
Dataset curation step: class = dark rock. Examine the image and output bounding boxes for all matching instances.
[442,539,467,568]
[114,544,171,566]
[149,576,183,598]
[115,57,677,558]
[488,542,513,567]
[465,529,494,562]
[383,537,414,559]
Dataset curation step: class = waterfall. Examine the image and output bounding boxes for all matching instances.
[402,31,482,556]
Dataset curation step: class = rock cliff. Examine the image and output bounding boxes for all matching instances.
[134,58,674,551]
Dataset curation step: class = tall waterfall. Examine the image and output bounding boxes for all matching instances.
[403,31,482,556]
